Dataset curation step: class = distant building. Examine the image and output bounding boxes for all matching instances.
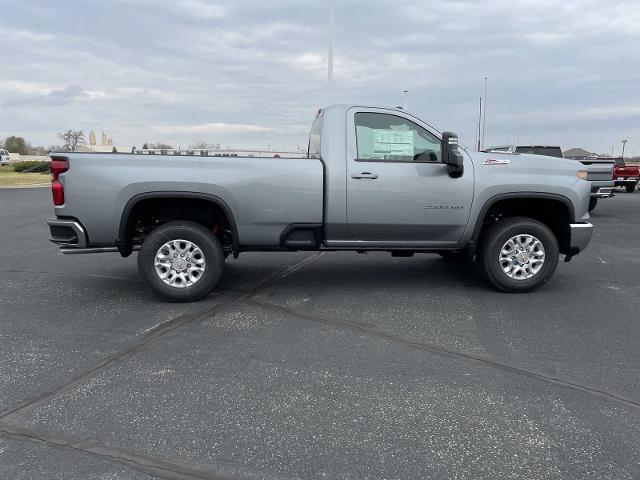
[79,129,128,153]
[563,148,599,160]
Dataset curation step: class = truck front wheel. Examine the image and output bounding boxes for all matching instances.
[477,217,559,293]
[138,220,224,302]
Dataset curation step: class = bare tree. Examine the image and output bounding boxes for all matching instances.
[58,130,86,152]
[146,142,174,150]
[189,142,211,149]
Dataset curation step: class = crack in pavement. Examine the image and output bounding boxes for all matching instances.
[0,423,237,480]
[242,297,640,412]
[0,252,323,422]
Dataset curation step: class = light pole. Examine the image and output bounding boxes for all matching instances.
[621,139,627,159]
[481,76,488,150]
[402,90,409,110]
[328,0,335,87]
[476,97,482,151]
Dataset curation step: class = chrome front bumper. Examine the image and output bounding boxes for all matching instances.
[569,222,593,254]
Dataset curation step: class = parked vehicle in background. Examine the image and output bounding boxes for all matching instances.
[578,157,616,211]
[486,145,563,158]
[47,105,594,301]
[0,149,11,166]
[612,158,639,193]
[484,145,614,212]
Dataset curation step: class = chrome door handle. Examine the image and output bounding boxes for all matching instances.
[351,172,378,180]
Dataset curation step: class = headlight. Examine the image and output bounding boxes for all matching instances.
[576,170,588,180]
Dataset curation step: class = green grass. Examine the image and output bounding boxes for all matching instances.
[0,170,50,187]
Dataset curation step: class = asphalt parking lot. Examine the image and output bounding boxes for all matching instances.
[1,187,639,480]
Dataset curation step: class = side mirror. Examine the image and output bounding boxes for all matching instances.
[442,132,464,178]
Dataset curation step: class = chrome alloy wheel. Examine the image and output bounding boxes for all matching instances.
[154,239,206,288]
[498,234,545,280]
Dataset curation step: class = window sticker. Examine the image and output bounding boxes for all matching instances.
[372,129,415,157]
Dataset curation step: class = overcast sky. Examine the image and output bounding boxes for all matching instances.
[1,0,639,155]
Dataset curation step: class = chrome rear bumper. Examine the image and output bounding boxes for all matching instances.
[46,218,87,248]
[591,187,614,198]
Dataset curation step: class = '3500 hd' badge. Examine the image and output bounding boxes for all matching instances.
[483,158,510,165]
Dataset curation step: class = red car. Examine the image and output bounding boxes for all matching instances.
[613,158,639,193]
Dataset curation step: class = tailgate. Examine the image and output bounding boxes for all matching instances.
[581,161,613,182]
[618,166,640,177]
[585,165,613,182]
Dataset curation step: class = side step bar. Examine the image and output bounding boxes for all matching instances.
[60,246,141,255]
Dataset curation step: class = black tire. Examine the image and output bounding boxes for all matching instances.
[138,220,224,302]
[626,184,636,193]
[477,216,559,293]
[588,197,598,212]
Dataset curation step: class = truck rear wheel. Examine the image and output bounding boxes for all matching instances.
[477,217,559,293]
[626,184,636,193]
[138,220,224,302]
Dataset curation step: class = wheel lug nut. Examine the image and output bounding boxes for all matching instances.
[187,264,191,267]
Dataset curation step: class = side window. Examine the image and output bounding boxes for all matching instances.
[355,112,441,162]
[308,113,323,159]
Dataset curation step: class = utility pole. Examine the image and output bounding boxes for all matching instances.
[621,139,627,159]
[481,76,488,150]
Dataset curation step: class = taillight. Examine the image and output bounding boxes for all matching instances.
[51,181,64,205]
[50,158,69,206]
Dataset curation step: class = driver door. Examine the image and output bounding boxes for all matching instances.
[346,108,473,246]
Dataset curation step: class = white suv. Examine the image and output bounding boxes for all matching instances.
[0,149,10,166]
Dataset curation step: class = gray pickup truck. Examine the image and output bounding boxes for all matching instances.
[47,104,594,301]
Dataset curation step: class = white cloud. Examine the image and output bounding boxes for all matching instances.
[153,123,273,135]
[0,80,58,96]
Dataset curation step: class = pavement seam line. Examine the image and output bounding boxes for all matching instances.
[0,423,233,480]
[0,253,324,422]
[243,298,640,412]
[2,269,143,282]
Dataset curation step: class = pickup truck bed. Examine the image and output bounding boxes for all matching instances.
[55,153,324,248]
